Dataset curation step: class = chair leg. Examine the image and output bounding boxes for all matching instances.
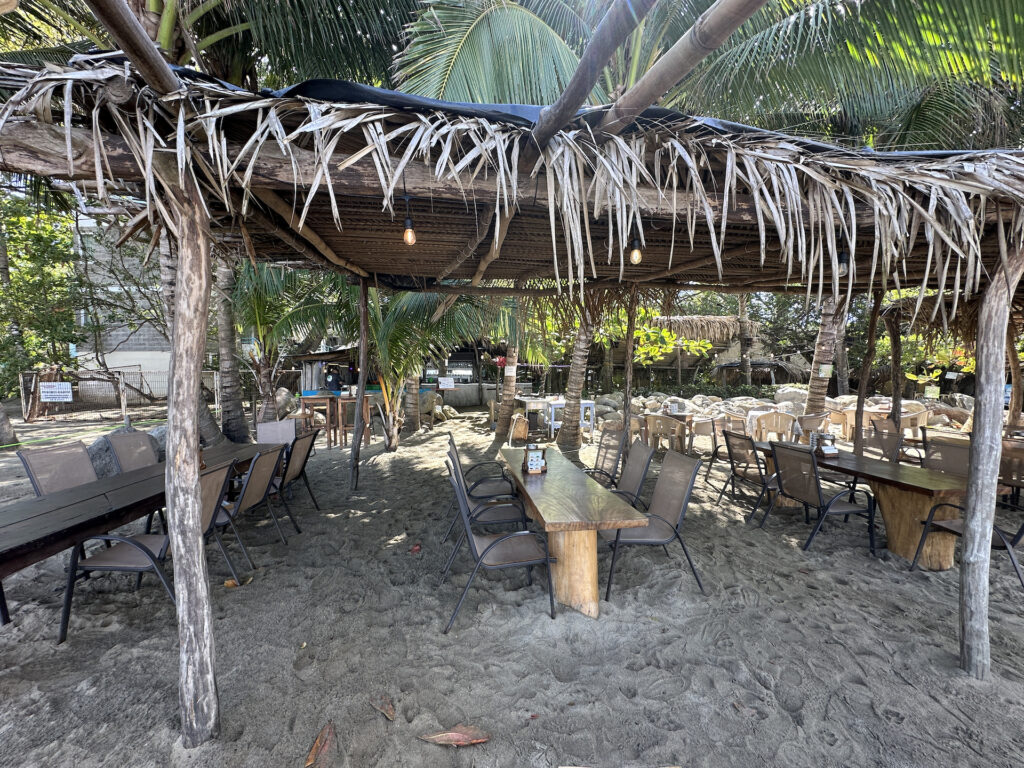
[747,485,768,523]
[215,531,241,583]
[441,531,466,583]
[264,500,288,544]
[151,564,176,603]
[441,501,459,543]
[301,472,321,511]
[58,547,83,644]
[758,494,778,529]
[225,518,256,570]
[1002,538,1024,592]
[867,500,877,557]
[803,508,829,551]
[910,523,931,571]
[0,581,9,625]
[545,561,555,619]
[526,565,533,586]
[715,476,731,505]
[604,530,624,602]
[444,560,483,634]
[674,532,705,594]
[134,573,144,591]
[279,494,302,534]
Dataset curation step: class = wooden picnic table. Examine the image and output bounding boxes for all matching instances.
[0,442,266,585]
[500,447,648,618]
[299,394,371,449]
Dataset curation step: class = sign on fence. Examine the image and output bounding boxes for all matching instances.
[39,382,73,402]
[438,377,456,390]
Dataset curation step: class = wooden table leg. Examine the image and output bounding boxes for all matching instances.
[547,529,599,618]
[869,482,961,570]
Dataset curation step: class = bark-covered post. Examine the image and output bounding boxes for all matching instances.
[738,293,753,387]
[403,373,421,434]
[621,287,639,457]
[853,291,883,455]
[1006,322,1023,428]
[557,295,598,448]
[165,175,219,746]
[960,218,1024,679]
[350,278,369,490]
[886,308,903,429]
[805,296,841,416]
[496,300,522,440]
[215,256,249,442]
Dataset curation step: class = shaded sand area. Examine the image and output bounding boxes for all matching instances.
[2,411,1024,767]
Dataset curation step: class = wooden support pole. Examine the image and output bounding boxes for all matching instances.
[960,218,1024,679]
[886,309,903,429]
[621,287,639,455]
[853,291,883,455]
[495,304,521,441]
[350,277,369,490]
[165,174,219,747]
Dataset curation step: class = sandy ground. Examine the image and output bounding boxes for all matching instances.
[2,408,1024,767]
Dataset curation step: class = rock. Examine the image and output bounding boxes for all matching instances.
[649,392,669,401]
[774,386,808,405]
[928,413,951,427]
[274,387,297,419]
[834,394,860,407]
[902,400,927,414]
[146,425,168,462]
[89,426,161,477]
[595,396,618,408]
[442,405,458,419]
[595,404,615,417]
[944,392,975,411]
[643,399,662,411]
[630,397,646,412]
[776,400,805,417]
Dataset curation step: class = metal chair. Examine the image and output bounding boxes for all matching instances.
[270,429,321,513]
[763,443,876,554]
[718,430,777,520]
[201,460,254,583]
[223,446,294,544]
[911,502,1024,588]
[17,441,98,496]
[107,431,159,472]
[875,417,924,464]
[584,427,627,487]
[441,472,555,634]
[442,439,521,542]
[863,423,903,462]
[923,434,971,472]
[607,439,656,509]
[602,450,705,600]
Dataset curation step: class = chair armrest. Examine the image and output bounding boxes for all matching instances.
[466,475,514,495]
[583,468,615,486]
[81,534,166,562]
[464,460,506,479]
[824,486,872,511]
[470,497,523,518]
[610,489,648,511]
[475,530,555,564]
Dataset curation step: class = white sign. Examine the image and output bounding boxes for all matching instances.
[438,377,456,390]
[924,385,941,400]
[945,371,959,380]
[39,381,73,403]
[504,363,517,378]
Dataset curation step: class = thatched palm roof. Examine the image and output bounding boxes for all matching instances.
[883,293,1024,347]
[2,58,1024,307]
[651,315,751,344]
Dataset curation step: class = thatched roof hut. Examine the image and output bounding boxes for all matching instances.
[2,58,1023,306]
[651,315,752,344]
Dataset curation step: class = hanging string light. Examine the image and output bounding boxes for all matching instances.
[837,249,849,277]
[401,194,416,246]
[629,236,643,265]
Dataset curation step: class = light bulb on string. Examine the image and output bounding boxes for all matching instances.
[629,238,643,265]
[401,194,416,246]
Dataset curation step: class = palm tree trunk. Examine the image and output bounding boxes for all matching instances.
[805,297,841,416]
[886,311,903,429]
[835,318,850,396]
[622,288,639,455]
[602,342,613,392]
[738,293,752,386]
[255,361,276,423]
[215,258,248,442]
[495,343,519,439]
[403,373,421,433]
[1007,324,1023,428]
[556,304,596,448]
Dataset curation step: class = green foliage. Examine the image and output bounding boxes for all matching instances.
[0,193,80,397]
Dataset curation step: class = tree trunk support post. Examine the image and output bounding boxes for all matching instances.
[622,287,639,458]
[557,298,598,448]
[961,217,1024,680]
[805,296,841,416]
[886,309,903,429]
[853,291,884,455]
[1006,321,1023,428]
[350,277,369,490]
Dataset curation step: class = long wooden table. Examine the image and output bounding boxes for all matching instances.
[500,447,648,618]
[0,442,266,585]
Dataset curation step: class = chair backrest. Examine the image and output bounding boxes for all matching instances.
[873,416,900,433]
[233,447,285,515]
[200,460,236,533]
[771,443,823,508]
[282,429,319,486]
[616,439,655,499]
[18,442,98,496]
[755,411,796,441]
[645,414,671,438]
[447,470,485,563]
[865,424,903,462]
[691,416,717,438]
[797,412,829,435]
[722,430,761,477]
[256,419,297,444]
[593,428,626,482]
[924,435,970,472]
[107,431,159,473]
[646,449,702,535]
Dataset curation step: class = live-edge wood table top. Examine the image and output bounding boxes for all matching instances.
[500,448,648,532]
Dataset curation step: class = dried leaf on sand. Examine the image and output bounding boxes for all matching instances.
[370,694,395,721]
[418,724,489,747]
[304,720,337,767]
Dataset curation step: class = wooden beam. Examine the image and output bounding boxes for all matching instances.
[599,0,770,137]
[250,188,369,277]
[436,204,495,280]
[636,245,770,282]
[960,217,1024,679]
[83,0,179,94]
[528,0,657,157]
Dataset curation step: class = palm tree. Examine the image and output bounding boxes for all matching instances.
[214,255,249,441]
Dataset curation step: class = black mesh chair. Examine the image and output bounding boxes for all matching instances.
[441,473,555,634]
[718,431,777,521]
[911,502,1024,588]
[601,450,705,600]
[447,434,515,500]
[584,428,627,487]
[223,446,294,544]
[863,424,904,462]
[607,439,656,509]
[764,443,876,554]
[270,429,321,514]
